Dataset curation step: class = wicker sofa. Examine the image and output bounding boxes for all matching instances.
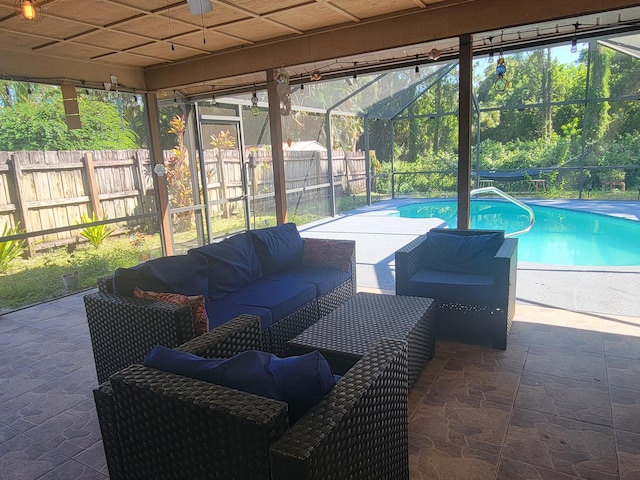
[395,228,517,349]
[84,223,356,383]
[95,315,409,480]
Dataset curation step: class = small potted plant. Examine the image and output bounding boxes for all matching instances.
[62,270,79,291]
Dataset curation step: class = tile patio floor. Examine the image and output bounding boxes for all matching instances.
[2,291,640,479]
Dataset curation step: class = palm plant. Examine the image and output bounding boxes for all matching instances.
[0,223,28,273]
[78,212,115,248]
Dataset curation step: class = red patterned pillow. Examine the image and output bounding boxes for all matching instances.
[133,288,209,336]
[303,238,354,272]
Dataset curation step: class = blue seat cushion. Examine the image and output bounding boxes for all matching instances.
[188,232,262,300]
[221,278,316,325]
[407,268,495,306]
[423,230,503,274]
[113,254,208,298]
[144,345,336,423]
[264,266,351,296]
[249,223,303,276]
[205,299,272,330]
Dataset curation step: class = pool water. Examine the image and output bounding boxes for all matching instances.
[396,200,640,266]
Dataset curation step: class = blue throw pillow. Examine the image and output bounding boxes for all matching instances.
[113,254,209,298]
[249,223,303,275]
[144,345,336,423]
[424,230,503,274]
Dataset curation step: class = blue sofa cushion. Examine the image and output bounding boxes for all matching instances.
[113,254,208,298]
[222,278,316,324]
[249,223,303,276]
[144,345,336,423]
[265,266,351,297]
[188,233,262,300]
[407,268,495,306]
[424,230,503,274]
[206,298,273,330]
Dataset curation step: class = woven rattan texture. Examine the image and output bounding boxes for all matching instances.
[317,277,356,317]
[93,383,125,480]
[112,365,288,480]
[97,275,113,292]
[266,300,320,356]
[176,314,262,357]
[289,292,434,385]
[270,338,409,480]
[394,235,427,295]
[84,292,195,383]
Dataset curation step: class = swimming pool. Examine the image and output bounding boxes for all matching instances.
[395,200,640,266]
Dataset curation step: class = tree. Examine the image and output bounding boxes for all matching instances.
[0,81,138,151]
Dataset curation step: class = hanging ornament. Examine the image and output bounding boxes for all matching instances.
[275,68,292,115]
[275,69,289,84]
[309,70,322,81]
[428,48,440,61]
[494,56,509,92]
[250,90,260,117]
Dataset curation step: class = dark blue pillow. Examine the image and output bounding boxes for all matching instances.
[249,223,303,275]
[113,254,209,297]
[424,230,503,274]
[188,233,262,300]
[144,345,336,423]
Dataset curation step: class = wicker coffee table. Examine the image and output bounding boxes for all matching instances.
[287,292,435,386]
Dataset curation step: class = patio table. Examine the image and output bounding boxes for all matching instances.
[287,292,435,386]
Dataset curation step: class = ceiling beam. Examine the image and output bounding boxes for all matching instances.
[145,0,640,92]
[0,47,146,91]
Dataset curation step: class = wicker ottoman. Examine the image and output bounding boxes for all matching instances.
[288,292,435,386]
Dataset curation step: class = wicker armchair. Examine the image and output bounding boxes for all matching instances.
[95,315,409,480]
[395,229,518,349]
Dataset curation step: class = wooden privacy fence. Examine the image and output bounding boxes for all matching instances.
[0,148,366,254]
[0,149,155,255]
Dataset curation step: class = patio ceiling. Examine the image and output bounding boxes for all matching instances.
[1,0,640,100]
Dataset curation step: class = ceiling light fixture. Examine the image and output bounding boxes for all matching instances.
[414,55,419,76]
[186,0,213,15]
[15,0,42,23]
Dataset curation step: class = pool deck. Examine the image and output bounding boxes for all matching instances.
[298,198,640,319]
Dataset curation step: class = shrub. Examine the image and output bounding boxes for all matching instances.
[0,223,28,273]
[78,212,115,248]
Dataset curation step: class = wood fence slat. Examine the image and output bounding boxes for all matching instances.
[98,190,140,201]
[7,155,35,256]
[84,153,103,218]
[25,196,91,208]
